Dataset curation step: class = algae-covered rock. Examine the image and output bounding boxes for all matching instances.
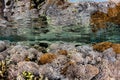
[93,42,112,52]
[93,42,120,54]
[39,53,57,64]
[112,44,120,54]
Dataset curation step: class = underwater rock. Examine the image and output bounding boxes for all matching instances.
[28,48,42,61]
[0,41,6,52]
[0,54,4,60]
[62,62,99,80]
[93,59,120,80]
[58,50,68,55]
[10,54,25,64]
[70,53,84,64]
[39,55,68,80]
[17,61,39,75]
[103,48,116,62]
[9,45,29,55]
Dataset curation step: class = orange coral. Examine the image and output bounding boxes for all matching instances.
[112,44,120,54]
[39,53,56,64]
[93,42,120,54]
[58,50,68,55]
[93,42,112,52]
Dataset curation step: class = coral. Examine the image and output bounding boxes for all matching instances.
[17,71,49,80]
[39,53,57,64]
[22,71,34,80]
[93,42,120,54]
[58,50,68,55]
[0,60,8,79]
[112,44,120,54]
[93,42,112,52]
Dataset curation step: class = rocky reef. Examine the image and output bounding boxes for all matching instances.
[0,41,120,80]
[0,0,120,80]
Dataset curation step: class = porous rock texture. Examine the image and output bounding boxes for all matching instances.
[0,41,120,80]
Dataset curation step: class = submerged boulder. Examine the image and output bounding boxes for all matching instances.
[0,41,6,52]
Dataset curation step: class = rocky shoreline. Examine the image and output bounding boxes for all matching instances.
[0,41,120,80]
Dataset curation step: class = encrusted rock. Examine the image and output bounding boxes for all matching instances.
[9,45,29,55]
[58,50,68,55]
[70,53,84,64]
[0,41,6,52]
[103,48,116,62]
[10,54,25,63]
[17,61,39,75]
[62,63,99,80]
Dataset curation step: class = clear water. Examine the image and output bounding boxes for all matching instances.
[0,16,120,44]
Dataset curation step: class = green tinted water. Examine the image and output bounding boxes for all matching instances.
[0,18,120,44]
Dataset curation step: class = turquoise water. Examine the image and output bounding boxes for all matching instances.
[0,18,120,44]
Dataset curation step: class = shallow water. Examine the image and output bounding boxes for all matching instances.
[0,17,120,44]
